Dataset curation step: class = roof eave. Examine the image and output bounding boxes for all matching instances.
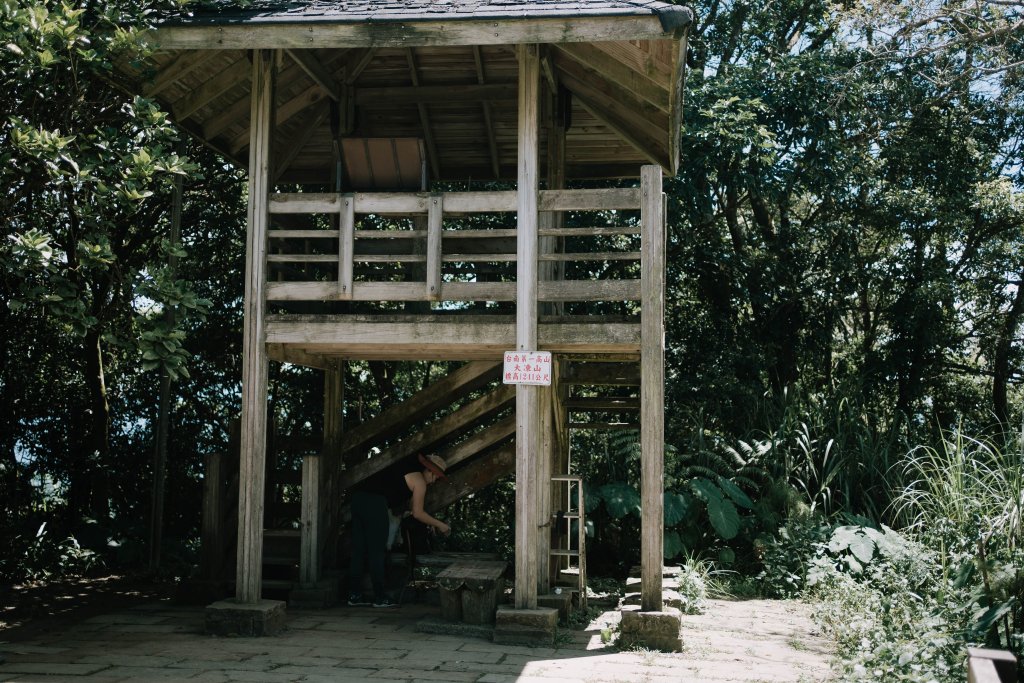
[148,14,687,51]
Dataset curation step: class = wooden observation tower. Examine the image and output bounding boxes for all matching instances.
[117,0,692,636]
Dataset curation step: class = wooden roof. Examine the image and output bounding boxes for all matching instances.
[119,0,692,183]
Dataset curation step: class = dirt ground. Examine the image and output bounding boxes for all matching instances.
[0,575,173,641]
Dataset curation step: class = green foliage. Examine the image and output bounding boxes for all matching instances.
[1,523,104,584]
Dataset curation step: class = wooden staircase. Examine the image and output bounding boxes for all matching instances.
[205,357,641,602]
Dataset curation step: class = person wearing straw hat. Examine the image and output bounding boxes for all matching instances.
[348,453,450,607]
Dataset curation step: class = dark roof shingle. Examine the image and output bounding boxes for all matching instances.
[169,0,693,31]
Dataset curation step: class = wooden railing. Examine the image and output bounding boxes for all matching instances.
[264,188,645,305]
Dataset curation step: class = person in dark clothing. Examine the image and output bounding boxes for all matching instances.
[348,453,450,607]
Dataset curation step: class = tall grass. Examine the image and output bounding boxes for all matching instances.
[891,424,1024,549]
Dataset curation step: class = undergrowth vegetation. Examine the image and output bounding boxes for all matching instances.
[573,397,1023,681]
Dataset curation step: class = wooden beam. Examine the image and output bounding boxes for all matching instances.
[231,80,327,155]
[556,60,668,169]
[265,278,641,303]
[568,421,639,430]
[339,383,515,490]
[439,414,516,468]
[564,362,640,386]
[266,188,639,215]
[236,48,275,605]
[273,105,329,183]
[554,42,671,112]
[338,194,354,299]
[426,194,442,300]
[640,165,665,613]
[285,48,342,101]
[425,443,516,512]
[338,360,501,458]
[172,56,251,121]
[344,47,377,84]
[267,343,334,370]
[150,16,680,50]
[264,318,641,354]
[356,83,516,105]
[473,46,501,180]
[405,48,440,182]
[515,43,541,610]
[564,397,640,411]
[667,32,690,176]
[145,50,218,97]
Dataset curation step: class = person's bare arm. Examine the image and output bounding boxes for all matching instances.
[406,472,450,534]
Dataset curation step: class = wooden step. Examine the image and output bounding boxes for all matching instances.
[568,421,639,430]
[564,397,639,412]
[564,362,640,386]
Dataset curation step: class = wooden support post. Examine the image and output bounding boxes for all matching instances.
[539,82,566,317]
[300,452,320,586]
[515,43,541,610]
[550,355,570,584]
[200,452,224,581]
[537,385,554,595]
[236,48,276,605]
[639,164,665,612]
[338,194,354,299]
[427,194,443,300]
[322,361,344,563]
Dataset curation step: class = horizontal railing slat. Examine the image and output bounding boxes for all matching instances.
[269,187,641,216]
[266,279,640,302]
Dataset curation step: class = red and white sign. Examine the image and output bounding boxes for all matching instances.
[503,351,552,386]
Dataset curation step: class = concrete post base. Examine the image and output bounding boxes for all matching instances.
[619,606,682,652]
[493,606,559,647]
[205,599,287,636]
[537,591,574,623]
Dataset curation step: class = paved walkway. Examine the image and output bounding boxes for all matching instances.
[0,598,832,682]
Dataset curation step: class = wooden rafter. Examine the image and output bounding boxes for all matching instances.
[405,47,440,182]
[554,51,669,135]
[343,47,377,84]
[144,50,218,97]
[425,443,516,512]
[553,42,670,112]
[285,48,342,101]
[667,33,689,176]
[473,46,501,179]
[231,81,327,154]
[172,56,250,121]
[338,359,501,458]
[273,105,330,182]
[210,51,344,145]
[556,54,668,169]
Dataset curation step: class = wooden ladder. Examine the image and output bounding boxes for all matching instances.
[550,475,587,610]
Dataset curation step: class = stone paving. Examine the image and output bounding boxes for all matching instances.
[0,598,833,682]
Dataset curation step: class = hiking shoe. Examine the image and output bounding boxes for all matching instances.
[372,596,397,608]
[347,593,371,606]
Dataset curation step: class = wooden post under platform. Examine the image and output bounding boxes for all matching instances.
[514,42,541,610]
[639,164,665,612]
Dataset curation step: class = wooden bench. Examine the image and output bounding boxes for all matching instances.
[437,560,508,625]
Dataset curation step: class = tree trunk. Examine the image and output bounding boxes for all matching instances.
[82,328,111,521]
[993,277,1024,426]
